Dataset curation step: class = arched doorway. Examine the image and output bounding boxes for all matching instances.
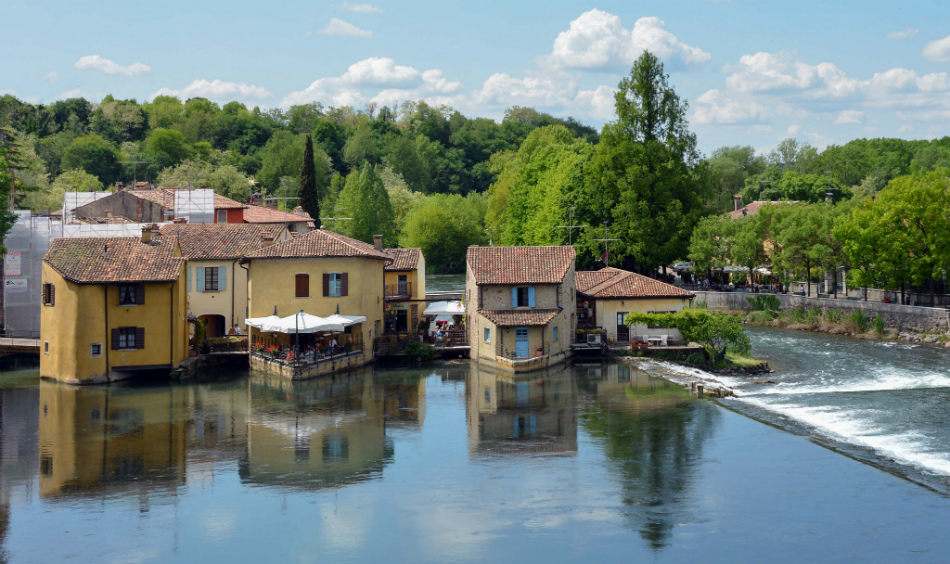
[198,314,227,338]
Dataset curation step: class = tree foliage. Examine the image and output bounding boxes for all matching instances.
[298,134,320,221]
[625,309,750,359]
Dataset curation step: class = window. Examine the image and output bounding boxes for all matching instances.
[43,341,49,354]
[90,343,102,357]
[204,267,219,291]
[119,284,144,306]
[112,327,144,350]
[322,435,349,462]
[295,274,310,298]
[484,327,491,344]
[42,283,55,306]
[553,326,558,342]
[512,286,535,307]
[323,272,348,297]
[217,210,227,223]
[485,387,491,402]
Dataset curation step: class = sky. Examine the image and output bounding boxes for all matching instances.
[2,0,950,155]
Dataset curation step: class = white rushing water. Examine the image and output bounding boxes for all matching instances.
[635,329,950,480]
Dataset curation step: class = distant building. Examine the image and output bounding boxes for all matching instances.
[381,240,426,334]
[466,246,575,373]
[40,228,189,383]
[729,195,798,219]
[575,267,694,345]
[158,223,291,337]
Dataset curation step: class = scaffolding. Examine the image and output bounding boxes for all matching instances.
[3,212,59,338]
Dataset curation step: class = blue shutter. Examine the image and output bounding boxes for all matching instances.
[187,267,192,292]
[511,287,517,307]
[219,266,227,291]
[196,267,204,291]
[528,287,535,307]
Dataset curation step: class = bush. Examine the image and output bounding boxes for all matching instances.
[690,300,708,310]
[791,308,808,323]
[747,294,780,312]
[405,340,436,361]
[851,310,869,333]
[193,319,207,351]
[807,308,822,323]
[684,352,705,365]
[748,310,774,324]
[872,314,885,334]
[825,309,843,324]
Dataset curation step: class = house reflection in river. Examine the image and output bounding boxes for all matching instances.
[240,369,394,491]
[577,362,719,550]
[466,363,577,455]
[376,372,426,429]
[37,382,188,499]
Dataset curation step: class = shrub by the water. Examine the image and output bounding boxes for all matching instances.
[825,309,843,324]
[850,309,869,333]
[747,294,780,312]
[748,310,774,324]
[872,314,885,334]
[406,340,436,361]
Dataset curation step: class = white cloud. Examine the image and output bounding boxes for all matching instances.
[886,28,918,40]
[52,88,92,102]
[834,110,865,124]
[151,79,273,101]
[339,1,383,13]
[44,71,59,82]
[544,10,710,71]
[897,124,914,133]
[319,18,372,38]
[692,89,768,125]
[74,55,150,77]
[922,35,950,62]
[282,57,437,106]
[421,69,462,94]
[787,124,802,135]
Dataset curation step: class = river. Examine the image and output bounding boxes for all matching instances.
[0,338,948,562]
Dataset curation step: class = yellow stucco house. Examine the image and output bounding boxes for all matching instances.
[466,246,575,373]
[40,229,189,384]
[575,267,694,345]
[382,246,426,334]
[243,229,391,379]
[159,223,290,337]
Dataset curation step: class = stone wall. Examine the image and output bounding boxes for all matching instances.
[692,291,950,333]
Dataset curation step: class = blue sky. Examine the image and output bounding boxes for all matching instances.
[2,0,950,154]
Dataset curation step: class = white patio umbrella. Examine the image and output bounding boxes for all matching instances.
[422,301,464,316]
[323,313,366,327]
[274,312,345,334]
[245,315,282,332]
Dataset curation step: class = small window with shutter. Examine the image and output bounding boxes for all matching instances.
[325,273,347,297]
[118,284,145,306]
[295,273,310,298]
[112,327,144,350]
[42,283,55,306]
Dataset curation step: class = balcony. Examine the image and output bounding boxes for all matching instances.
[385,281,412,300]
[495,341,550,360]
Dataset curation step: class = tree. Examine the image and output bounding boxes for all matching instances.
[336,162,395,244]
[400,193,487,273]
[299,134,320,221]
[0,131,25,251]
[61,134,120,185]
[584,51,706,272]
[146,128,192,170]
[157,160,251,202]
[625,309,750,360]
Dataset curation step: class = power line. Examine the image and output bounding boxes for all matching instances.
[555,207,586,245]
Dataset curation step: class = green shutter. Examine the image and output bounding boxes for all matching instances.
[196,267,204,292]
[219,266,227,291]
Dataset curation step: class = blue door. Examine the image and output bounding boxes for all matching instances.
[515,327,529,357]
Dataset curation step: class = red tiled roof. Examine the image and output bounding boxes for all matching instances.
[467,246,574,285]
[576,267,694,299]
[44,237,183,284]
[384,248,421,271]
[213,193,247,210]
[243,205,313,225]
[479,308,560,327]
[127,188,174,208]
[159,223,282,260]
[246,229,391,261]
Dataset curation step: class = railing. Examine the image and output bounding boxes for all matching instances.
[376,334,411,355]
[207,336,247,353]
[496,341,550,360]
[251,341,364,367]
[574,328,604,344]
[385,281,412,298]
[435,329,467,347]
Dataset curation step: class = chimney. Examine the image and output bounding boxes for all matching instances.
[103,244,109,260]
[373,234,383,250]
[261,233,276,248]
[733,194,743,211]
[115,182,123,192]
[105,210,113,218]
[141,226,152,244]
[265,198,278,210]
[825,192,833,205]
[250,193,264,206]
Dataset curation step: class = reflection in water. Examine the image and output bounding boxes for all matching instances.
[576,362,719,550]
[466,363,577,455]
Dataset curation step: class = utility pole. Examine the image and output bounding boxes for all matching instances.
[555,207,586,245]
[124,154,152,188]
[484,228,497,247]
[592,221,619,267]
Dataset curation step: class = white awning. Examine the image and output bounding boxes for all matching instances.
[423,301,464,316]
[273,312,345,334]
[245,315,282,332]
[323,314,366,327]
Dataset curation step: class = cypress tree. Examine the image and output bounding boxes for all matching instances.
[299,134,320,222]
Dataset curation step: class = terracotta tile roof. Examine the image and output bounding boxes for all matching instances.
[384,248,421,271]
[127,188,174,208]
[159,223,282,260]
[246,229,391,261]
[576,267,694,299]
[213,193,247,209]
[243,204,313,225]
[479,308,560,327]
[45,237,183,284]
[729,200,798,220]
[467,246,575,285]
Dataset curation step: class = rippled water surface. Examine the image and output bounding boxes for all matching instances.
[0,358,948,563]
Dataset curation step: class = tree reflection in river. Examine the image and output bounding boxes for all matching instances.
[576,362,720,550]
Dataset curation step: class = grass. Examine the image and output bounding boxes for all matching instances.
[725,351,766,367]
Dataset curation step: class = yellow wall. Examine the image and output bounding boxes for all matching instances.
[246,256,385,367]
[591,296,690,343]
[186,259,248,331]
[40,263,189,384]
